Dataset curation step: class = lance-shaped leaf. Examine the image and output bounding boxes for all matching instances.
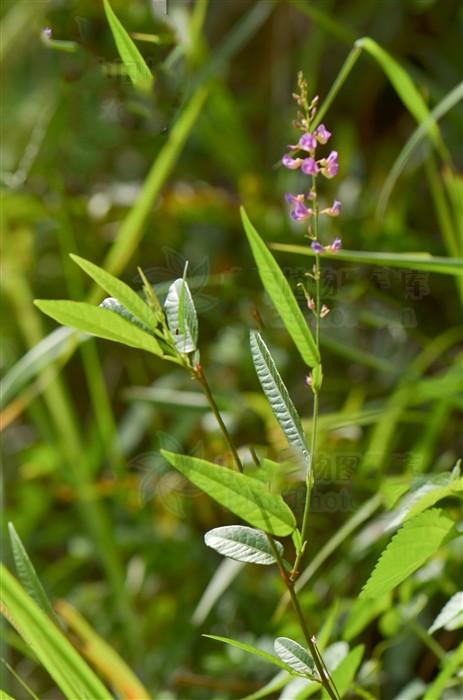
[8,523,59,626]
[204,525,283,565]
[161,451,296,536]
[428,592,463,634]
[241,207,320,369]
[100,297,151,333]
[71,255,159,332]
[34,300,163,356]
[204,635,293,673]
[102,0,153,95]
[164,278,198,353]
[360,509,454,599]
[273,637,316,677]
[250,331,309,468]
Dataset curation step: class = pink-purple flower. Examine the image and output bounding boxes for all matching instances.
[310,236,342,254]
[321,199,341,217]
[299,132,317,152]
[285,193,313,221]
[301,157,319,175]
[319,151,339,179]
[315,124,331,144]
[282,154,302,170]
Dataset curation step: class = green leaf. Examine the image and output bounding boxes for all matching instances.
[164,278,198,353]
[71,255,159,332]
[204,525,283,565]
[241,207,320,369]
[102,0,153,94]
[34,300,163,356]
[387,466,463,530]
[321,645,364,699]
[204,635,292,673]
[360,509,454,599]
[99,297,151,333]
[0,691,17,700]
[423,641,463,700]
[428,592,463,634]
[0,565,113,700]
[250,331,309,468]
[270,244,463,277]
[355,37,442,150]
[273,637,316,677]
[378,82,463,215]
[8,523,59,626]
[161,450,296,536]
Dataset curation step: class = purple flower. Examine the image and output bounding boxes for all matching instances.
[42,27,53,40]
[315,124,331,144]
[311,241,324,253]
[299,132,317,152]
[282,154,302,170]
[285,193,313,221]
[320,151,339,179]
[330,237,342,252]
[301,157,319,175]
[321,199,341,217]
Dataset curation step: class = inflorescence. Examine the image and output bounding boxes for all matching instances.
[282,72,341,255]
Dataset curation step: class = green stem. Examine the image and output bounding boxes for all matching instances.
[194,365,243,472]
[267,536,339,700]
[291,200,322,578]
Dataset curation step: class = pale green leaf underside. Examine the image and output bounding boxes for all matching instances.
[8,523,59,626]
[204,525,283,565]
[241,207,320,368]
[71,254,158,331]
[164,278,198,353]
[0,565,112,700]
[34,300,163,356]
[204,635,292,673]
[274,637,316,677]
[250,331,309,468]
[428,591,463,634]
[161,451,296,536]
[102,0,153,94]
[360,509,454,599]
[100,297,151,333]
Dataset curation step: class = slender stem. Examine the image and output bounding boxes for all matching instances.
[267,536,339,700]
[194,364,243,472]
[291,197,322,579]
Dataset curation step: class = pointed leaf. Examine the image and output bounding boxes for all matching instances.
[428,592,463,634]
[204,525,283,565]
[321,645,364,699]
[273,637,316,677]
[102,0,153,94]
[8,523,59,626]
[360,509,454,599]
[0,565,113,700]
[241,207,320,369]
[34,300,164,356]
[161,451,296,536]
[250,331,309,468]
[164,278,198,353]
[71,255,159,332]
[204,635,292,673]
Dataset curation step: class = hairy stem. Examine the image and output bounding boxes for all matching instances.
[194,364,243,472]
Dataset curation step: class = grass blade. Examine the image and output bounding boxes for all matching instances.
[7,523,59,626]
[56,600,152,700]
[0,566,113,700]
[102,0,153,94]
[270,244,463,277]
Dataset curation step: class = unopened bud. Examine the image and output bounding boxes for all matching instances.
[320,304,330,318]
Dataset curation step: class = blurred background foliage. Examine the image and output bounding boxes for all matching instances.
[1,0,462,698]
